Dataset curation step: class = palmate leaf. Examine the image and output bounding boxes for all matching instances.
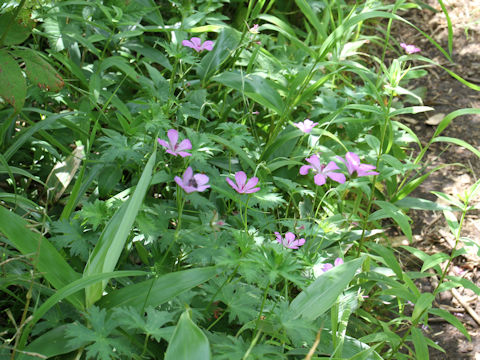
[65,306,132,360]
[0,49,26,112]
[13,49,64,92]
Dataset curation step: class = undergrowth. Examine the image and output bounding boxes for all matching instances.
[1,0,480,359]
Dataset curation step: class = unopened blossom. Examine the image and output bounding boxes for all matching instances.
[275,232,305,249]
[337,152,379,177]
[175,167,210,193]
[157,129,192,157]
[226,171,260,194]
[293,119,318,133]
[321,258,344,272]
[299,154,346,186]
[249,24,260,34]
[400,43,421,54]
[182,37,214,52]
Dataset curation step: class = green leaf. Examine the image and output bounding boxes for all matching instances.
[17,271,145,352]
[198,27,240,82]
[17,326,78,360]
[99,267,218,309]
[14,49,64,92]
[165,310,211,360]
[212,70,284,114]
[0,206,82,308]
[421,253,449,273]
[4,111,75,161]
[433,136,480,159]
[0,49,25,112]
[367,243,403,280]
[394,196,452,211]
[0,13,33,45]
[429,308,470,340]
[83,152,155,307]
[411,327,429,360]
[208,134,256,171]
[412,293,434,322]
[370,201,412,242]
[290,257,364,321]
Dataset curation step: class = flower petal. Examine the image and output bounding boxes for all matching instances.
[299,165,312,175]
[226,177,240,193]
[313,173,326,186]
[305,154,322,172]
[194,174,210,187]
[322,263,333,272]
[323,160,340,172]
[178,151,192,158]
[327,172,346,184]
[244,177,259,191]
[234,171,247,189]
[167,129,179,147]
[190,37,202,48]
[202,40,214,51]
[177,139,192,152]
[182,167,193,183]
[285,232,296,244]
[334,258,344,267]
[182,39,194,49]
[157,138,169,149]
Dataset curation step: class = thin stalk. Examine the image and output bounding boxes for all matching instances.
[357,92,394,255]
[433,206,468,295]
[254,279,271,334]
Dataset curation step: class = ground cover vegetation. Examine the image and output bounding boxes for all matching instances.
[1,0,480,358]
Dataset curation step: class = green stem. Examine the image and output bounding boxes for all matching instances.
[254,279,270,334]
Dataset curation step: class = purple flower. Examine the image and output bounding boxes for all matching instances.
[293,119,318,133]
[321,258,344,272]
[182,37,214,52]
[157,129,192,157]
[299,154,346,186]
[400,43,421,54]
[275,232,305,249]
[175,167,210,193]
[337,152,379,177]
[226,171,260,194]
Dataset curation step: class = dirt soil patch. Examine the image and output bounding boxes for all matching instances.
[392,0,480,358]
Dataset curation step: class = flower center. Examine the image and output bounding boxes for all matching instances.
[188,178,198,188]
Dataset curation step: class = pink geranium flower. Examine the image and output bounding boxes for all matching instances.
[157,129,192,157]
[400,43,421,54]
[337,152,379,177]
[275,232,305,249]
[175,167,210,193]
[182,37,214,52]
[299,154,346,186]
[293,119,318,133]
[321,258,344,272]
[226,171,260,194]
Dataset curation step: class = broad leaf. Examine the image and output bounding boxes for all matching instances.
[290,257,364,320]
[165,310,211,360]
[14,49,64,92]
[0,50,25,112]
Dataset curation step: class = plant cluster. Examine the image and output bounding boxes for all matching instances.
[1,0,480,359]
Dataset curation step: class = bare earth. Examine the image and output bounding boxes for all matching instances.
[392,0,480,358]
